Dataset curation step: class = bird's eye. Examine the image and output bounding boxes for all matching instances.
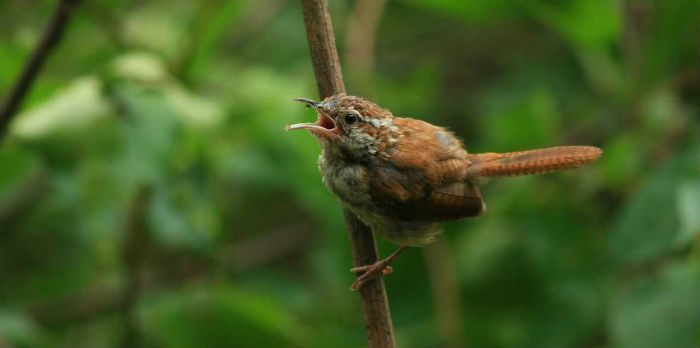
[344,113,357,125]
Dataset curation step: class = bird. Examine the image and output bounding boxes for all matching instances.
[285,94,602,289]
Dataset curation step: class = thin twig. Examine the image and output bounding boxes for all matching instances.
[0,0,81,140]
[299,1,396,347]
[120,185,151,348]
[424,237,466,347]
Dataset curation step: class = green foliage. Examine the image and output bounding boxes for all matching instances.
[611,259,700,348]
[611,146,699,265]
[140,283,307,347]
[0,0,697,347]
[0,147,39,202]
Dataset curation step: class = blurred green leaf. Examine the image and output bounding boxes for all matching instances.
[645,0,700,83]
[0,173,94,302]
[183,0,249,81]
[675,181,700,247]
[526,0,620,50]
[598,134,643,187]
[480,88,561,151]
[9,77,112,139]
[610,258,700,348]
[610,144,700,266]
[0,309,42,347]
[400,0,518,22]
[122,3,193,60]
[140,283,306,347]
[0,147,39,203]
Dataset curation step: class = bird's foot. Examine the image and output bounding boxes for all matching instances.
[350,264,394,275]
[350,262,393,290]
[349,246,407,290]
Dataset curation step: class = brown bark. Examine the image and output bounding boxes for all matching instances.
[300,1,396,347]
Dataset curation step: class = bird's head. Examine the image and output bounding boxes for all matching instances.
[286,94,396,158]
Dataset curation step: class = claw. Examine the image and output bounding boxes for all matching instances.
[350,264,376,273]
[348,246,408,290]
[349,262,394,290]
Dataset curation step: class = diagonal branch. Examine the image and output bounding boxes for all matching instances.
[300,0,345,96]
[0,0,81,140]
[299,1,396,347]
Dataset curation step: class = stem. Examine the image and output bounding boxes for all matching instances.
[424,237,466,347]
[299,1,396,347]
[344,0,388,97]
[0,0,81,140]
[121,186,151,347]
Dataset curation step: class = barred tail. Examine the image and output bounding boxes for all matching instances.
[466,146,602,178]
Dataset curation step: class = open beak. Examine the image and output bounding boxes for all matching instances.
[285,97,337,136]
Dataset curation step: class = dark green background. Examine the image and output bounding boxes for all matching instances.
[1,0,698,347]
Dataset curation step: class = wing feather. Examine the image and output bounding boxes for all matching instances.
[370,117,485,221]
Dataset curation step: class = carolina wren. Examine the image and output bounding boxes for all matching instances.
[286,94,602,289]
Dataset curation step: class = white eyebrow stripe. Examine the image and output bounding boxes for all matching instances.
[366,117,393,128]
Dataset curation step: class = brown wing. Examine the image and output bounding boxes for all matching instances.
[370,117,485,222]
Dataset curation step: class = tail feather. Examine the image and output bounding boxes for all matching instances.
[466,146,602,178]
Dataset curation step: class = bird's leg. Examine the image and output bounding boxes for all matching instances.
[350,246,407,290]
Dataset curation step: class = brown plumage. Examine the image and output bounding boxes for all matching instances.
[286,94,603,289]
